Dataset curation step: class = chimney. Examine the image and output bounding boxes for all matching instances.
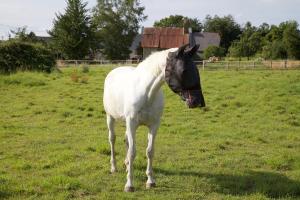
[189,27,195,47]
[141,26,144,34]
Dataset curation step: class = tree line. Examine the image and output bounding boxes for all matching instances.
[154,15,300,60]
[2,0,300,61]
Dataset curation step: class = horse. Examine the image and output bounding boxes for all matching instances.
[103,44,205,192]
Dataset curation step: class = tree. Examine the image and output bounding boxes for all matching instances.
[283,21,300,59]
[10,27,40,43]
[258,23,270,37]
[203,15,241,52]
[261,21,300,59]
[154,15,202,32]
[262,40,287,59]
[92,0,146,60]
[228,22,266,59]
[203,45,225,59]
[49,0,92,59]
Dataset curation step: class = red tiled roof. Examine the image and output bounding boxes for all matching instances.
[141,27,189,49]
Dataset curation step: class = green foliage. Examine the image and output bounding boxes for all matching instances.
[203,45,225,59]
[0,41,56,74]
[154,15,202,32]
[81,65,90,73]
[10,27,42,44]
[283,21,300,59]
[228,22,264,59]
[203,15,242,51]
[92,0,146,60]
[48,0,92,59]
[229,20,300,60]
[0,67,300,199]
[262,40,287,60]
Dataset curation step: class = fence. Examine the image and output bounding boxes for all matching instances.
[197,60,300,70]
[57,59,300,70]
[57,59,140,67]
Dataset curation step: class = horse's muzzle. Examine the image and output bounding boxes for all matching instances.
[181,90,206,108]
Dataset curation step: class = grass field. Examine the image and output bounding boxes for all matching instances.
[0,66,300,200]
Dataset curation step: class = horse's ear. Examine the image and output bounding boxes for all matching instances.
[176,44,189,57]
[186,44,200,57]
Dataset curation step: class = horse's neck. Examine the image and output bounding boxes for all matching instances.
[134,52,168,103]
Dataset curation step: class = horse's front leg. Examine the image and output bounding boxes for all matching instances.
[146,123,158,189]
[124,118,137,192]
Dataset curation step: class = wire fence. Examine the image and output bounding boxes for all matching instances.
[57,59,140,67]
[57,59,300,70]
[196,60,300,70]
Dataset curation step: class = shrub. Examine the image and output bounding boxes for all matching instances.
[70,72,80,82]
[70,70,89,84]
[81,65,89,73]
[0,41,56,74]
[80,76,89,84]
[203,45,226,60]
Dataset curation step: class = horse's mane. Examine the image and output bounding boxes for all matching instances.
[136,48,178,77]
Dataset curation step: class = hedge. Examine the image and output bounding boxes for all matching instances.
[203,45,226,60]
[0,41,56,74]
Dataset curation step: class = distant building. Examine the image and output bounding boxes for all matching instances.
[138,27,220,59]
[129,34,142,60]
[191,32,221,53]
[141,27,189,58]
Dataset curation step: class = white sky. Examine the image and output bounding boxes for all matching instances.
[0,0,299,39]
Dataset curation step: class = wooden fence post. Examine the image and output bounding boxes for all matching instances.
[270,60,272,69]
[202,61,205,71]
[285,60,287,69]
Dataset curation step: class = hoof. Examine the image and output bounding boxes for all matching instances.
[146,182,156,189]
[124,186,135,192]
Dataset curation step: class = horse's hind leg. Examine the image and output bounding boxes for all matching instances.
[107,115,116,173]
[145,123,159,189]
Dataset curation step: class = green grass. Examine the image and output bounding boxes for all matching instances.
[0,66,300,199]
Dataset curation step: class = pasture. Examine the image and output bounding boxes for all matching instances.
[0,66,300,199]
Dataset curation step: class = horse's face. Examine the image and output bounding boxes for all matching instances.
[165,44,205,108]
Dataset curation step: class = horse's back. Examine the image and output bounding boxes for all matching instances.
[103,67,135,119]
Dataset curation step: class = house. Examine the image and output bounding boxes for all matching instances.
[191,32,221,53]
[141,27,189,58]
[139,27,221,59]
[129,34,143,60]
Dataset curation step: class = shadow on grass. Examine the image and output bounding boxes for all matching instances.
[154,168,300,198]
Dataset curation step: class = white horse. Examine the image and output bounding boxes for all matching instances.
[103,44,205,192]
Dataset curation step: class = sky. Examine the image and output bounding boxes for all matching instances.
[0,0,300,39]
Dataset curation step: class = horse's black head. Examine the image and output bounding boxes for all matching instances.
[165,44,205,108]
